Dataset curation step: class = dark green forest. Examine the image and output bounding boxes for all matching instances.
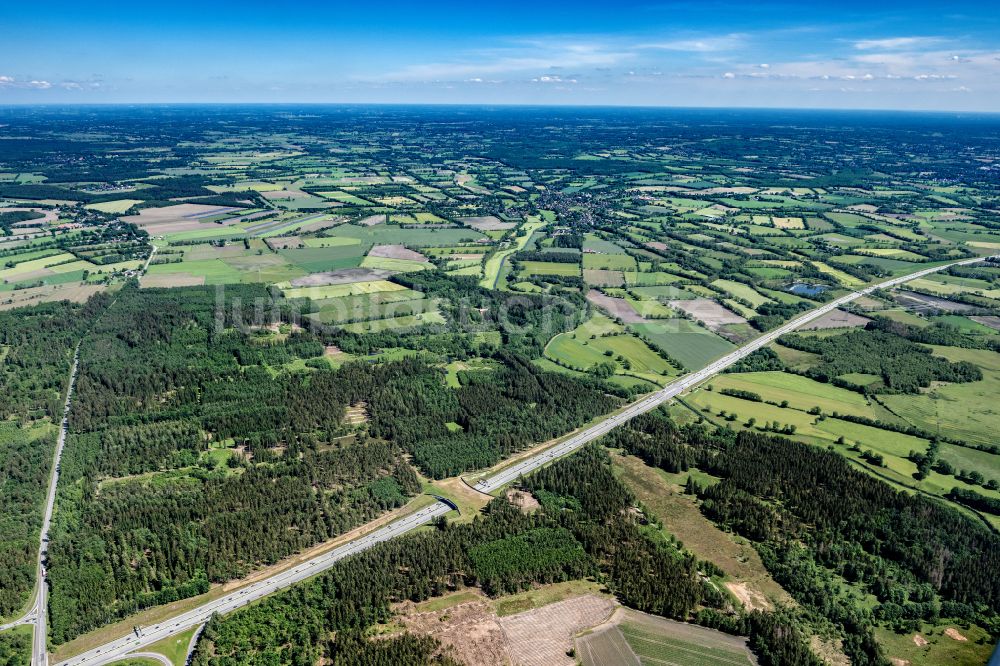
[189,446,816,666]
[44,283,623,642]
[577,407,1000,665]
[0,298,109,619]
[779,328,982,393]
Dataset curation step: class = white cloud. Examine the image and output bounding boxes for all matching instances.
[640,34,744,53]
[379,41,631,82]
[532,75,577,84]
[854,36,942,50]
[716,46,1000,89]
[0,77,54,90]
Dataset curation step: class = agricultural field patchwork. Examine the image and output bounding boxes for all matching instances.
[2,105,1000,666]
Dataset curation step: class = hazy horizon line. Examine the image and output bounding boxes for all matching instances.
[1,101,999,116]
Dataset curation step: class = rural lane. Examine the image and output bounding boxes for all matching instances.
[50,255,985,666]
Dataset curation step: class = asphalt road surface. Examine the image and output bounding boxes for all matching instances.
[49,256,984,666]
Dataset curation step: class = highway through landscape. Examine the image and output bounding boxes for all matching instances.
[32,347,80,666]
[55,501,453,666]
[474,256,985,492]
[37,255,983,666]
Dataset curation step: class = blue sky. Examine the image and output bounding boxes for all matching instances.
[2,0,999,110]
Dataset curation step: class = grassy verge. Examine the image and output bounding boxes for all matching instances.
[144,625,199,666]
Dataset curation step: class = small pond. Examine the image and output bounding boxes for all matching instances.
[788,282,829,297]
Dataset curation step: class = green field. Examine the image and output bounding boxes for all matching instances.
[629,320,734,370]
[360,256,430,272]
[583,253,637,271]
[310,296,433,325]
[875,623,995,666]
[577,609,755,666]
[710,279,773,307]
[339,310,445,333]
[621,621,754,665]
[85,199,143,213]
[626,297,675,318]
[812,261,865,287]
[480,217,544,288]
[711,371,877,418]
[520,260,580,276]
[630,285,697,300]
[877,346,1000,447]
[282,279,407,300]
[937,443,1000,486]
[328,223,487,247]
[145,259,244,284]
[624,270,688,286]
[544,315,677,385]
[277,245,370,272]
[144,625,200,666]
[687,389,826,437]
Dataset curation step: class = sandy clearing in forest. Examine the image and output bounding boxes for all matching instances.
[945,628,967,641]
[397,597,510,666]
[811,635,851,666]
[912,634,929,646]
[505,489,541,513]
[725,582,772,612]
